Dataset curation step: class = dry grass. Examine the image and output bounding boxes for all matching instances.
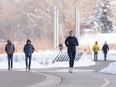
[1,40,116,54]
[0,39,54,54]
[81,43,116,55]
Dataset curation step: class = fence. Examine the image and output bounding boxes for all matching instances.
[53,48,83,63]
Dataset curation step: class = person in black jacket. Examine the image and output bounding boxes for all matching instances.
[65,31,79,73]
[59,43,63,51]
[24,39,35,71]
[5,40,15,70]
[102,42,109,61]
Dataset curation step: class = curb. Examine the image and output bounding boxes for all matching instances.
[28,71,61,87]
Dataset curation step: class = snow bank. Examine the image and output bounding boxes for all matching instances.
[0,52,95,69]
[100,62,116,74]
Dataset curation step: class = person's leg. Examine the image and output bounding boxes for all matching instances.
[25,55,28,70]
[68,51,73,73]
[96,53,98,61]
[72,51,76,68]
[29,55,32,70]
[94,53,96,61]
[68,51,73,68]
[94,53,98,61]
[104,53,107,61]
[7,54,10,70]
[10,54,13,69]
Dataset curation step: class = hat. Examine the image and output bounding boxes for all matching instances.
[7,40,11,43]
[26,39,31,43]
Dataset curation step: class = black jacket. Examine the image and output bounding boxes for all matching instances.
[24,44,35,56]
[102,44,109,53]
[65,36,79,52]
[5,43,15,54]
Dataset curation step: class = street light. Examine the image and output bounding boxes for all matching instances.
[54,7,59,50]
[75,0,80,38]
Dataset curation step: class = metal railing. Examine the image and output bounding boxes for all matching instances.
[53,47,83,63]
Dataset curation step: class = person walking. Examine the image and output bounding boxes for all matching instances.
[92,41,100,61]
[23,39,35,71]
[59,43,63,52]
[65,31,79,73]
[102,42,109,61]
[5,40,15,70]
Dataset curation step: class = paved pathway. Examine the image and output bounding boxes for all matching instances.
[0,60,116,87]
[0,70,46,87]
[33,60,116,87]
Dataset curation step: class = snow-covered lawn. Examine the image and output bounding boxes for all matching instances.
[0,50,116,75]
[100,62,116,74]
[0,33,116,75]
[0,52,95,69]
[80,33,116,74]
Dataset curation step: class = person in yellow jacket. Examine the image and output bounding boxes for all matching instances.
[92,41,100,61]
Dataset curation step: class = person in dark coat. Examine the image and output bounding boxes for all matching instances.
[23,39,35,70]
[5,40,15,70]
[102,42,109,61]
[59,43,63,51]
[65,31,79,73]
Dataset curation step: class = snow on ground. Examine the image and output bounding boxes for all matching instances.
[100,62,116,74]
[83,53,116,74]
[0,49,116,75]
[0,33,116,74]
[0,51,95,69]
[79,33,116,74]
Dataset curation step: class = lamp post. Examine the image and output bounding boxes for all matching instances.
[75,0,80,38]
[54,7,59,50]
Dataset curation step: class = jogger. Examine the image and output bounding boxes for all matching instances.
[65,31,79,73]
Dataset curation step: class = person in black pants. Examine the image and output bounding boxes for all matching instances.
[24,39,35,71]
[102,42,109,61]
[65,31,79,73]
[5,40,15,70]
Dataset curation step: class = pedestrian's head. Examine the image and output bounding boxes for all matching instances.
[95,41,98,44]
[7,40,11,44]
[59,43,63,47]
[26,39,31,44]
[105,42,107,44]
[69,31,73,37]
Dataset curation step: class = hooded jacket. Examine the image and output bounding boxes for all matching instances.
[92,44,100,53]
[102,44,109,53]
[5,43,15,54]
[23,43,35,56]
[65,36,79,52]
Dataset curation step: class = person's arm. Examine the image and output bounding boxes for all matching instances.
[98,45,100,51]
[5,45,7,53]
[13,44,15,53]
[32,45,35,53]
[107,45,109,51]
[75,37,79,46]
[92,45,95,52]
[102,45,104,51]
[65,37,68,47]
[98,45,101,53]
[23,45,26,53]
